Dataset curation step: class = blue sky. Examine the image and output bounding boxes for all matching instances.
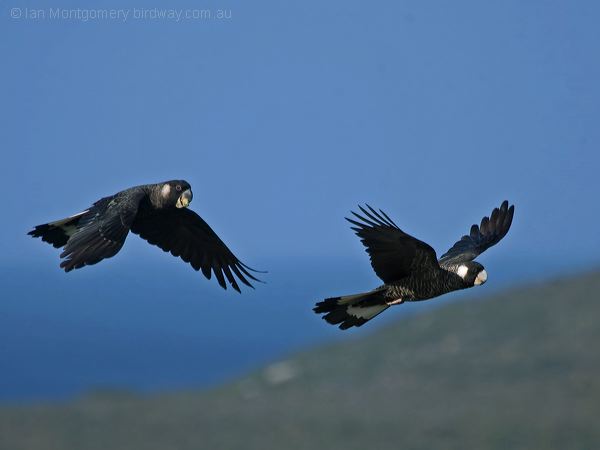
[2,0,599,268]
[1,0,599,401]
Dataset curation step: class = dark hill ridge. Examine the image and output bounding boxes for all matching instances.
[1,271,599,450]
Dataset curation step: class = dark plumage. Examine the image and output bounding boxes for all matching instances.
[314,201,514,329]
[28,180,262,292]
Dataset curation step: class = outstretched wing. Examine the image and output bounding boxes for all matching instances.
[130,207,262,292]
[439,200,515,266]
[346,205,439,283]
[57,191,145,271]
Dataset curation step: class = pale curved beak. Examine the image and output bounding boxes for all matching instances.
[176,189,193,208]
[474,270,487,286]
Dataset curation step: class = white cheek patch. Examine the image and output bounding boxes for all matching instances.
[457,264,469,279]
[161,184,171,198]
